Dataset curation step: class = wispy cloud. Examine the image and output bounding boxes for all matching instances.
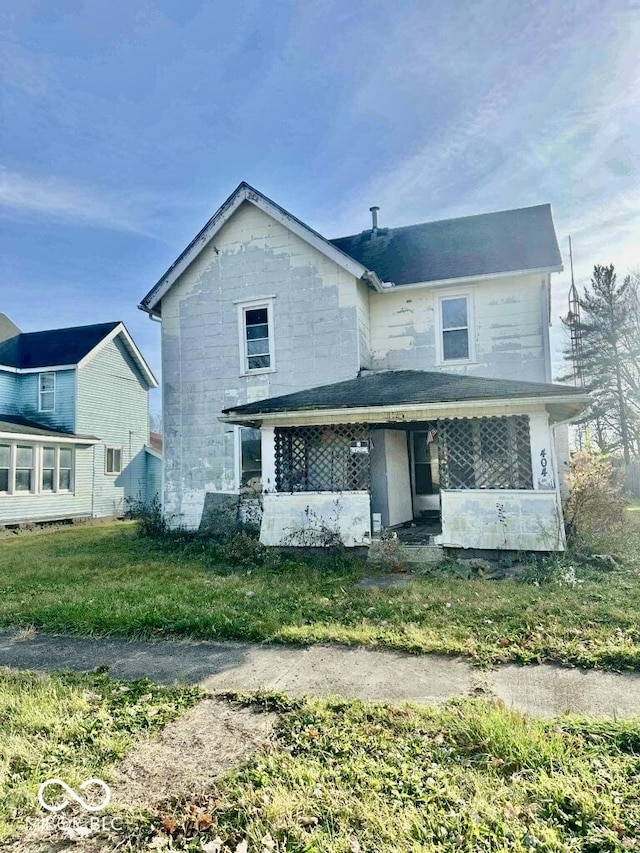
[0,167,164,235]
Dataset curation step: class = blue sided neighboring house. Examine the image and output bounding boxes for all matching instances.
[0,314,160,526]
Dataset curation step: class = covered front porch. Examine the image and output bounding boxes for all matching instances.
[222,370,589,553]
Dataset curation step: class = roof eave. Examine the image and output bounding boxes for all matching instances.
[383,265,564,293]
[77,322,158,388]
[220,392,590,426]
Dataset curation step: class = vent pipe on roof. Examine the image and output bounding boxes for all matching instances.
[369,206,380,232]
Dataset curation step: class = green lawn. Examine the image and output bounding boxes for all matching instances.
[140,693,640,852]
[4,672,640,852]
[0,520,639,671]
[0,667,201,841]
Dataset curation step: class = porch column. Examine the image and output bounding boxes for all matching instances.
[528,412,558,491]
[261,426,276,493]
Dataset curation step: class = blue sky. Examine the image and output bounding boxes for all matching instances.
[1,0,639,404]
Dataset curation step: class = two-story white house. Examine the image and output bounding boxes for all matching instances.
[0,318,160,526]
[139,183,588,551]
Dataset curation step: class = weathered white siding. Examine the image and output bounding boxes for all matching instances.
[440,490,565,551]
[368,274,549,381]
[161,201,363,528]
[260,491,371,547]
[76,337,149,517]
[0,445,93,524]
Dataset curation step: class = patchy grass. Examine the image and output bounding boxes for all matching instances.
[0,666,202,841]
[137,694,640,852]
[1,520,640,670]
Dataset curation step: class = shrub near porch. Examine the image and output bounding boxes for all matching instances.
[0,519,639,671]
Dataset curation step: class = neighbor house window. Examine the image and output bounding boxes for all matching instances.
[0,444,75,495]
[41,446,74,492]
[240,427,262,490]
[0,445,9,493]
[15,446,34,492]
[238,299,274,373]
[105,446,122,475]
[440,296,471,361]
[38,372,56,412]
[42,447,56,491]
[59,448,73,490]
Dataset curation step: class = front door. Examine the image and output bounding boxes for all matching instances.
[410,430,441,518]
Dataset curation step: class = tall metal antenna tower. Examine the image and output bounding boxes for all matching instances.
[566,236,585,387]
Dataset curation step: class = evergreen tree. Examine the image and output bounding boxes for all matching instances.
[562,265,640,462]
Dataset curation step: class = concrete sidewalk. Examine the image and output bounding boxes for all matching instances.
[1,629,640,718]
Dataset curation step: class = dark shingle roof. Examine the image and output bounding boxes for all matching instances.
[0,415,98,441]
[0,322,120,370]
[330,204,562,286]
[223,370,585,416]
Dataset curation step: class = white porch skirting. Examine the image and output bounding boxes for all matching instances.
[260,491,372,547]
[441,489,565,551]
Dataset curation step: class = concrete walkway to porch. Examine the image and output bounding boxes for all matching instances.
[1,629,640,718]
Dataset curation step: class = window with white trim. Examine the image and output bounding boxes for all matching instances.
[15,446,34,492]
[239,301,274,373]
[0,443,76,495]
[0,445,9,493]
[59,448,73,490]
[440,296,471,361]
[42,447,56,491]
[105,446,122,475]
[41,446,74,492]
[38,372,56,412]
[240,427,262,490]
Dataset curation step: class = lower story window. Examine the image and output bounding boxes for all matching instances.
[42,447,56,491]
[240,427,262,491]
[59,448,73,490]
[0,443,75,495]
[0,445,9,493]
[15,446,34,492]
[105,446,122,475]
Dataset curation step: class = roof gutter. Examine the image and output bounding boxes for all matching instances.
[378,265,564,293]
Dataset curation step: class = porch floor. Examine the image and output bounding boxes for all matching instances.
[391,519,442,545]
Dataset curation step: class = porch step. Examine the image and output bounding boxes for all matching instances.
[368,538,445,567]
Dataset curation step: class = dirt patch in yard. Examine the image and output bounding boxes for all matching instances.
[110,697,276,808]
[3,699,276,852]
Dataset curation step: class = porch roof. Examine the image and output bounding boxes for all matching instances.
[222,370,589,423]
[0,415,99,443]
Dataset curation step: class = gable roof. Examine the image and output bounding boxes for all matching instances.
[0,322,119,369]
[139,182,379,316]
[0,321,158,387]
[222,369,587,417]
[330,204,563,287]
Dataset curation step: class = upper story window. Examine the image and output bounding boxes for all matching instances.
[237,298,275,374]
[439,295,473,362]
[38,372,56,412]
